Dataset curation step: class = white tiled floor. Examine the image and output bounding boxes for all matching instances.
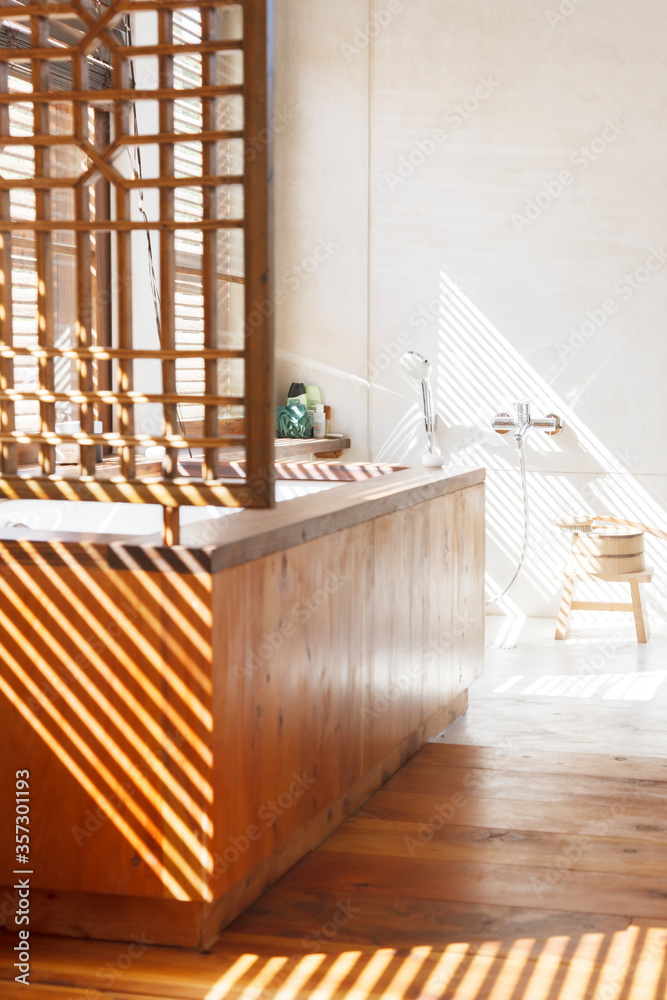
[436,615,667,758]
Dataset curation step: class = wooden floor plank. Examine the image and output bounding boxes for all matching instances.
[0,989,178,1000]
[387,760,667,807]
[0,932,636,1000]
[356,788,667,842]
[227,887,630,957]
[321,816,667,878]
[278,850,667,920]
[421,742,667,781]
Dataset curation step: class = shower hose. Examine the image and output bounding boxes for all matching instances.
[485,436,529,607]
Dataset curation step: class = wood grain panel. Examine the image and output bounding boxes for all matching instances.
[0,479,484,947]
[204,484,484,940]
[243,0,275,505]
[0,561,214,902]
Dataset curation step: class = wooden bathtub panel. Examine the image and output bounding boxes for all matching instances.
[205,484,485,940]
[367,486,485,766]
[209,521,375,889]
[0,561,213,902]
[0,479,484,946]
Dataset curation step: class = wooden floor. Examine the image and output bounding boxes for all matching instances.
[2,738,667,998]
[0,620,667,1000]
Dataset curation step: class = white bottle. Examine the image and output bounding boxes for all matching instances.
[313,404,326,439]
[55,421,80,465]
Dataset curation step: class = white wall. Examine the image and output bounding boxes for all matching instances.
[274,0,667,621]
[273,1,371,459]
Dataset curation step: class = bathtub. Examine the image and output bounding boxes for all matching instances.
[0,478,346,538]
[0,465,485,949]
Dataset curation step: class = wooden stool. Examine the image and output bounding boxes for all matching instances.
[555,568,653,643]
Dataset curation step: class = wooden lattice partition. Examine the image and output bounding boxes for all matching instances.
[0,0,274,543]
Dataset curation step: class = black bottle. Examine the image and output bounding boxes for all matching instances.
[287,382,307,404]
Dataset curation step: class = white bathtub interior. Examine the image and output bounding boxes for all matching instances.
[0,479,346,537]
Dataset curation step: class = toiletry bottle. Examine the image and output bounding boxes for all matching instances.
[287,382,307,406]
[306,385,322,409]
[55,421,80,465]
[313,404,326,439]
[94,420,103,463]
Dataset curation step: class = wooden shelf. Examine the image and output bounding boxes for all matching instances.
[220,435,351,462]
[15,438,351,482]
[17,455,164,481]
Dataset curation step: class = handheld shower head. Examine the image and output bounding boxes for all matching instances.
[399,351,442,464]
[400,351,432,382]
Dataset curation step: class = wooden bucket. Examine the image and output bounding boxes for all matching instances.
[569,526,645,575]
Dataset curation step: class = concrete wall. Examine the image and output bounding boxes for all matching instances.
[274,0,667,621]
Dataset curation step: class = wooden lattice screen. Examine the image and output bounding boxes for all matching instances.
[0,0,274,543]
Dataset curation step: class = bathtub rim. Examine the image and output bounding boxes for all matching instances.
[0,465,485,574]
